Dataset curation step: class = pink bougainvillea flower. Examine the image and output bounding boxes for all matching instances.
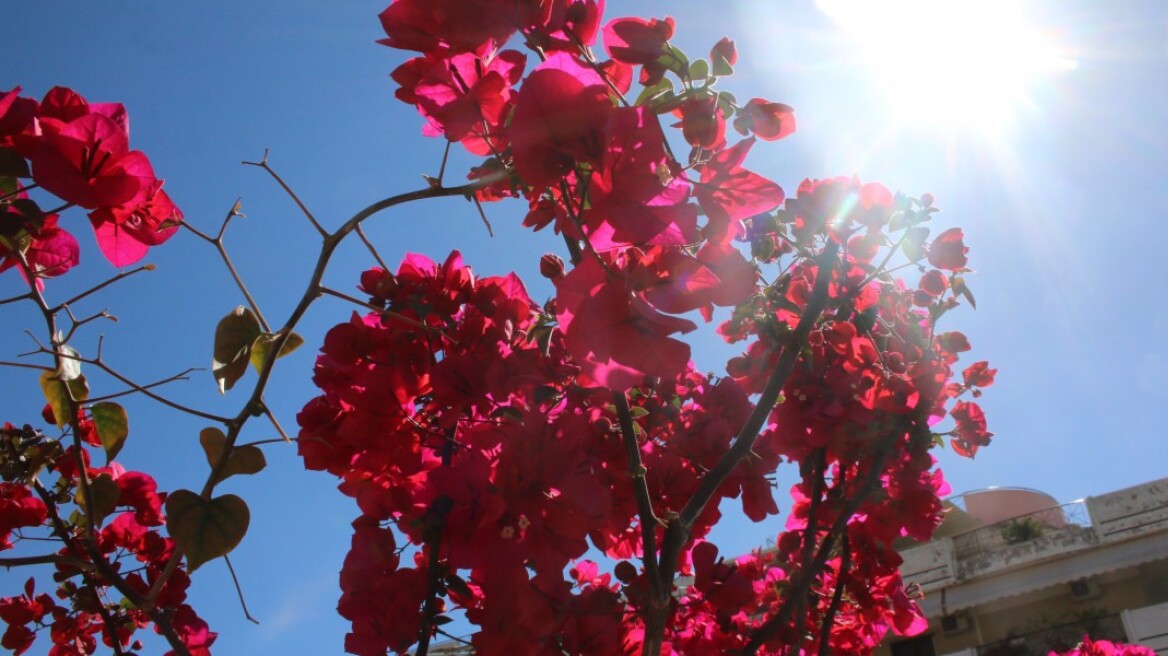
[962,361,997,388]
[950,400,992,457]
[532,0,606,52]
[509,52,613,189]
[602,16,674,65]
[586,106,698,246]
[0,87,38,155]
[88,179,182,266]
[0,483,47,551]
[554,256,695,390]
[694,137,784,242]
[31,112,156,210]
[734,98,796,141]
[377,0,541,55]
[928,227,968,270]
[672,95,725,150]
[393,49,526,155]
[0,210,80,284]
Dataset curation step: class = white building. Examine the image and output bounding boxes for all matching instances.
[881,477,1168,656]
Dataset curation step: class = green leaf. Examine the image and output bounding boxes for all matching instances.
[91,402,129,464]
[901,226,930,262]
[248,331,304,373]
[0,147,30,178]
[199,427,267,483]
[634,78,673,107]
[687,58,710,83]
[711,53,734,77]
[165,490,250,572]
[39,371,90,429]
[629,406,650,419]
[212,306,263,394]
[656,43,690,77]
[75,473,120,525]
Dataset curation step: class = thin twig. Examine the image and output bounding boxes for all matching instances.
[0,292,32,306]
[224,554,260,624]
[85,368,200,403]
[0,360,53,372]
[207,199,271,332]
[471,195,494,237]
[354,225,390,272]
[237,437,299,448]
[243,149,328,238]
[318,286,453,340]
[0,553,94,570]
[52,266,153,312]
[79,357,231,424]
[259,397,291,443]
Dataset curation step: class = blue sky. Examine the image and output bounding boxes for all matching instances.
[3,1,1167,653]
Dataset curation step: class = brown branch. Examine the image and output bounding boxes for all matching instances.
[146,173,506,606]
[614,392,663,600]
[817,533,850,656]
[742,436,897,654]
[243,149,328,238]
[78,356,231,424]
[0,553,94,570]
[198,199,272,332]
[51,265,153,313]
[85,368,199,403]
[658,240,840,576]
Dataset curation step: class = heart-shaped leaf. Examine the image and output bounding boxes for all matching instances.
[212,306,262,394]
[75,473,120,525]
[248,331,304,374]
[91,402,129,464]
[39,371,90,429]
[199,427,267,483]
[165,490,250,572]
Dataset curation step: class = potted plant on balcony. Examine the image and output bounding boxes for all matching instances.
[1002,516,1047,544]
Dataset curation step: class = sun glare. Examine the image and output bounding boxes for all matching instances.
[817,0,1075,132]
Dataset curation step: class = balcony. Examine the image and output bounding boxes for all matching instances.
[901,477,1168,590]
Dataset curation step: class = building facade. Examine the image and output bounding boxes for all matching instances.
[881,477,1168,656]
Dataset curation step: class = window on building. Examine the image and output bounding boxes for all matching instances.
[890,634,937,656]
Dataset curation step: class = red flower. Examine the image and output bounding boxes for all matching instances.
[31,112,155,210]
[734,98,796,141]
[927,227,968,270]
[962,361,997,388]
[87,179,182,266]
[602,16,675,65]
[0,483,47,550]
[694,137,784,241]
[950,400,992,457]
[509,52,613,189]
[554,256,695,391]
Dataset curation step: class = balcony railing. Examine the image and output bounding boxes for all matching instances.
[950,500,1098,576]
[976,613,1127,656]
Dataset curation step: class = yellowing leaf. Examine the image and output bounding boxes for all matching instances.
[91,402,129,464]
[165,490,250,572]
[75,473,120,525]
[39,371,90,429]
[248,331,304,374]
[212,306,262,394]
[198,427,267,483]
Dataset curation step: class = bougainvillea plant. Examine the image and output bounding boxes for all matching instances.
[0,3,1155,656]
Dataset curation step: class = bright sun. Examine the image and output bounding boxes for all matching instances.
[817,0,1075,132]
